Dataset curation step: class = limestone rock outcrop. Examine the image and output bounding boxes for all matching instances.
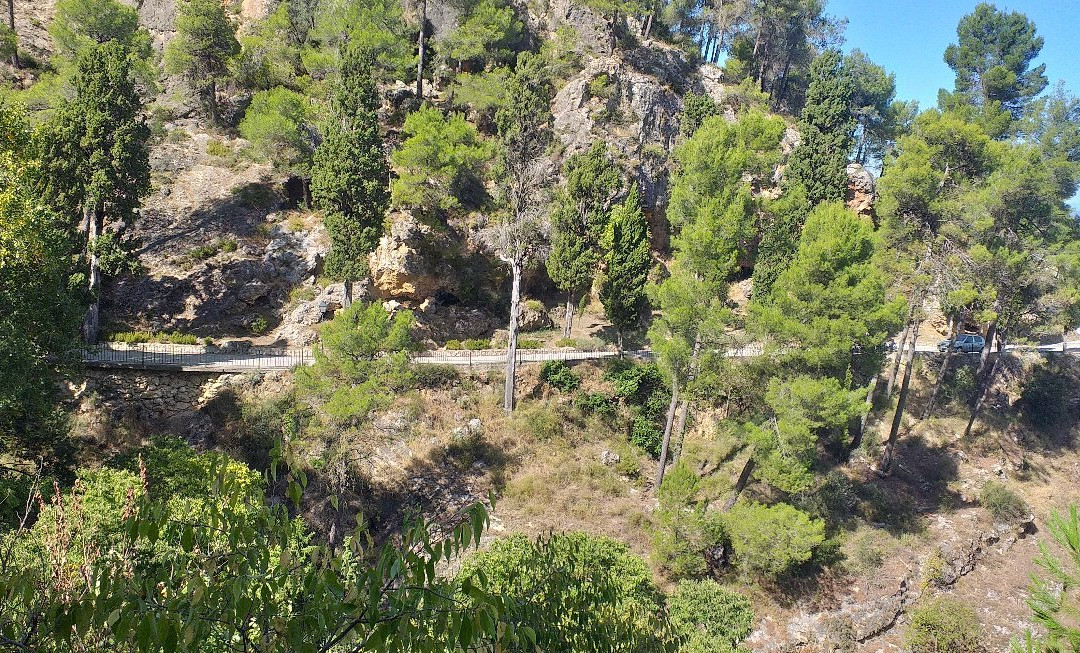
[552,50,684,212]
[846,163,876,218]
[368,213,458,300]
[518,299,554,332]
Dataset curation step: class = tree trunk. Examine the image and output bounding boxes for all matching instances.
[343,280,353,308]
[964,349,1002,439]
[415,0,427,99]
[6,0,16,69]
[642,10,654,39]
[723,457,755,510]
[886,304,917,398]
[975,318,998,379]
[670,333,702,462]
[852,374,879,449]
[655,377,680,487]
[83,204,103,344]
[562,293,573,339]
[879,319,920,474]
[208,79,219,127]
[922,317,960,419]
[503,259,521,413]
[616,328,624,355]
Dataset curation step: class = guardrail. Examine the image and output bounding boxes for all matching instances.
[83,343,315,370]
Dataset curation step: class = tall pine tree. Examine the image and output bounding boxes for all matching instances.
[311,46,389,305]
[165,0,240,126]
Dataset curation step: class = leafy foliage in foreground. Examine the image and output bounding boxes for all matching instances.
[0,441,520,652]
[459,531,675,652]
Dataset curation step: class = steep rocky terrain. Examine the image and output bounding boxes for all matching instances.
[9,0,1079,650]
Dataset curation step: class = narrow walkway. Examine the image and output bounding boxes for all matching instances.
[81,341,1080,373]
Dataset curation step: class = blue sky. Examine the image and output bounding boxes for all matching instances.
[825,0,1080,109]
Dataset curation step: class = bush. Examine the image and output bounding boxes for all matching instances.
[576,392,617,418]
[668,580,754,653]
[249,316,269,335]
[445,339,462,350]
[906,597,982,653]
[107,331,199,345]
[725,501,825,579]
[519,406,563,441]
[1019,362,1074,431]
[630,416,662,457]
[459,532,667,652]
[652,463,727,579]
[588,73,615,100]
[606,361,667,407]
[463,338,490,350]
[540,360,581,393]
[518,338,543,349]
[413,364,459,389]
[980,481,1029,523]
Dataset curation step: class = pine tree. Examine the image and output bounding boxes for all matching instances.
[485,52,553,413]
[37,41,150,343]
[600,185,650,352]
[165,0,240,126]
[311,48,389,303]
[942,3,1047,119]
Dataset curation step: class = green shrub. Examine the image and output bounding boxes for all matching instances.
[107,331,199,345]
[606,361,666,406]
[1019,362,1074,431]
[540,360,581,393]
[906,597,982,653]
[630,416,662,457]
[188,242,221,260]
[518,338,543,349]
[520,406,563,441]
[206,139,233,159]
[220,238,238,253]
[980,481,1029,522]
[463,338,490,350]
[458,531,667,653]
[249,316,269,335]
[413,364,459,388]
[668,580,754,653]
[588,73,614,99]
[289,285,317,304]
[725,501,826,579]
[576,392,617,418]
[445,339,462,350]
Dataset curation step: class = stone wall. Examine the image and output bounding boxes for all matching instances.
[68,369,290,443]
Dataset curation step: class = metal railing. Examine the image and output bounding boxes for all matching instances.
[83,343,315,370]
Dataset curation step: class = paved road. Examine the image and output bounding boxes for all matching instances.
[81,340,1080,373]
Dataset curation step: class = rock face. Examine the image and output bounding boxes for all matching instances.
[518,299,554,332]
[846,163,876,218]
[551,48,685,222]
[368,213,457,300]
[104,132,330,340]
[275,282,360,345]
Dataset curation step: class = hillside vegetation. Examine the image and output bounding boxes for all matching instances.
[2,0,1080,651]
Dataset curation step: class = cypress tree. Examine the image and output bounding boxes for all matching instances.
[785,49,856,209]
[600,184,650,352]
[311,46,390,303]
[38,40,150,343]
